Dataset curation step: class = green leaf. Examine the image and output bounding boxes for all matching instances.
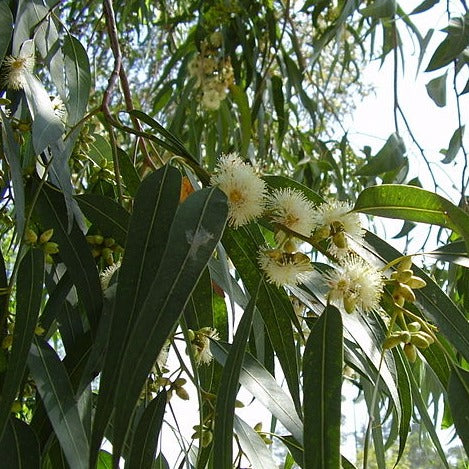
[441,125,465,164]
[213,285,259,466]
[1,110,25,237]
[425,240,469,268]
[117,148,141,197]
[222,226,302,412]
[63,35,91,126]
[448,367,469,456]
[0,248,44,440]
[411,0,440,15]
[426,15,469,71]
[28,337,89,469]
[0,418,40,469]
[211,341,303,443]
[263,175,324,205]
[126,391,167,469]
[22,72,64,155]
[360,0,396,18]
[91,166,181,465]
[88,134,112,165]
[426,72,447,107]
[271,75,286,140]
[230,84,251,158]
[97,450,113,469]
[233,416,278,469]
[34,181,103,330]
[354,185,469,246]
[76,193,130,247]
[110,186,228,463]
[303,305,343,469]
[0,1,13,63]
[355,134,406,177]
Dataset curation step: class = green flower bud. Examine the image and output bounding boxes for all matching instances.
[406,276,426,289]
[43,242,59,254]
[394,283,416,303]
[395,269,413,283]
[39,228,54,244]
[314,225,331,241]
[25,228,38,244]
[175,387,189,400]
[343,294,357,314]
[332,231,347,249]
[411,331,434,349]
[407,321,421,332]
[383,335,403,350]
[404,343,417,363]
[398,331,411,343]
[104,237,115,248]
[397,256,413,272]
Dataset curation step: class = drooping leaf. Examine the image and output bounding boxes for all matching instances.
[0,1,13,63]
[426,15,469,71]
[0,418,40,469]
[110,186,228,463]
[360,0,396,18]
[425,240,469,267]
[411,0,440,15]
[230,84,251,158]
[27,337,89,469]
[426,72,447,107]
[448,367,469,456]
[441,126,465,164]
[117,148,141,197]
[213,285,259,467]
[34,181,103,330]
[355,134,406,177]
[222,226,302,413]
[91,165,181,465]
[76,193,130,247]
[233,416,278,469]
[303,305,343,469]
[63,35,91,126]
[22,72,64,155]
[126,390,167,469]
[0,248,44,440]
[1,110,25,237]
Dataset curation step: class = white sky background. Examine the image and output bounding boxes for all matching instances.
[159,2,469,467]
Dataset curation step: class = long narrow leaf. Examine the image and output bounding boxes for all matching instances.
[0,248,44,440]
[213,284,259,466]
[126,390,167,469]
[28,337,89,469]
[448,367,469,456]
[303,305,343,469]
[110,187,227,462]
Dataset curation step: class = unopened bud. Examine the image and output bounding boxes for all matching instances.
[407,276,426,289]
[397,256,413,271]
[343,294,357,314]
[407,322,421,332]
[394,283,416,303]
[284,238,297,253]
[332,231,347,249]
[383,335,402,349]
[314,225,331,241]
[43,242,59,254]
[175,387,189,400]
[395,269,413,283]
[104,237,115,248]
[39,228,54,244]
[404,343,417,363]
[25,228,38,244]
[411,331,434,349]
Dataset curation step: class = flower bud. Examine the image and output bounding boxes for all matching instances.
[39,228,54,244]
[406,276,426,289]
[383,335,402,350]
[397,256,413,271]
[104,237,115,248]
[398,331,411,343]
[25,228,37,244]
[343,294,357,314]
[395,269,413,284]
[393,294,405,307]
[404,343,417,363]
[175,387,189,400]
[411,331,434,349]
[43,242,59,254]
[314,225,331,241]
[284,238,297,253]
[332,231,347,249]
[394,283,416,303]
[201,429,213,447]
[407,322,421,332]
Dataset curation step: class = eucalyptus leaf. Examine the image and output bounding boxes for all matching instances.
[426,72,447,107]
[448,367,469,455]
[0,1,13,63]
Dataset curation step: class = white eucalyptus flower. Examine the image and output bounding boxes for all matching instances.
[267,187,316,237]
[324,255,383,313]
[2,55,35,90]
[211,153,266,228]
[258,249,313,287]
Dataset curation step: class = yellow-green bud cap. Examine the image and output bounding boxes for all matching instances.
[397,256,413,271]
[43,242,59,254]
[175,387,189,400]
[394,283,416,303]
[383,335,403,349]
[404,343,417,363]
[25,228,38,244]
[407,276,426,289]
[395,269,413,283]
[343,294,357,314]
[104,237,115,248]
[407,321,421,332]
[315,225,331,241]
[39,228,54,244]
[332,231,347,249]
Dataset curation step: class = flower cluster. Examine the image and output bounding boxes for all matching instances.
[189,327,219,366]
[187,32,234,110]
